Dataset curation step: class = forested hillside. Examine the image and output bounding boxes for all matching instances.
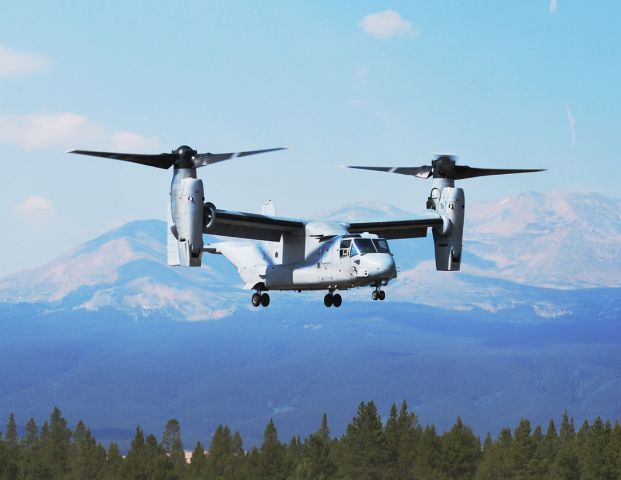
[1,402,620,479]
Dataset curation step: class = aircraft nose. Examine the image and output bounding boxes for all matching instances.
[364,253,396,278]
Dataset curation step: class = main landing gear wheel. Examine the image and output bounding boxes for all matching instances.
[252,292,270,307]
[324,292,343,308]
[372,289,386,301]
[332,293,342,308]
[260,293,270,307]
[324,293,333,308]
[252,293,261,307]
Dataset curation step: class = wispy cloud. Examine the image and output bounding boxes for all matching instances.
[0,113,103,150]
[359,10,418,39]
[549,0,558,14]
[15,195,55,226]
[0,112,159,151]
[0,44,52,78]
[110,131,160,152]
[565,105,576,145]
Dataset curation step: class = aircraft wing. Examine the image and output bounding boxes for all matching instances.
[204,209,305,241]
[346,210,443,239]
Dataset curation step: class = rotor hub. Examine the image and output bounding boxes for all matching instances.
[174,145,197,169]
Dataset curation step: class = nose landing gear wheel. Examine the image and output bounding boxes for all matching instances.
[260,293,270,307]
[252,293,261,307]
[372,290,379,301]
[324,294,333,307]
[332,293,342,308]
[378,290,386,301]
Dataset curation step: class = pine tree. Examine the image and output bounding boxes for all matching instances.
[99,442,123,480]
[390,400,420,478]
[245,447,261,479]
[341,401,388,480]
[526,425,547,479]
[302,413,336,480]
[475,432,500,480]
[580,417,613,480]
[510,418,535,479]
[146,433,175,480]
[123,426,149,480]
[206,424,233,478]
[69,420,105,480]
[187,442,207,480]
[537,419,558,476]
[413,425,441,479]
[551,411,580,480]
[439,416,481,480]
[258,419,287,480]
[286,436,303,475]
[604,421,621,479]
[1,414,19,480]
[161,419,185,478]
[40,407,72,479]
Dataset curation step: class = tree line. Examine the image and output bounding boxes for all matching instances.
[1,401,620,479]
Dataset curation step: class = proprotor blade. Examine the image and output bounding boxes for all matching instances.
[347,165,433,179]
[68,150,176,169]
[451,166,546,179]
[193,147,287,167]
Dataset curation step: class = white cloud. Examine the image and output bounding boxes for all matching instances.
[0,44,52,78]
[0,112,159,151]
[0,112,103,150]
[15,195,55,226]
[359,10,418,39]
[565,104,576,145]
[550,0,558,14]
[110,131,160,152]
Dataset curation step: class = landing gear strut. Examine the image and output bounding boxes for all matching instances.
[324,291,342,308]
[252,291,270,308]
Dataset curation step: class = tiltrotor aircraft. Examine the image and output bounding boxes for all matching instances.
[69,146,543,308]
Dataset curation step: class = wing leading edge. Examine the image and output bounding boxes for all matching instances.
[346,210,443,239]
[205,209,305,241]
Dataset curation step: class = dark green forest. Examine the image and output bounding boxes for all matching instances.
[1,401,620,479]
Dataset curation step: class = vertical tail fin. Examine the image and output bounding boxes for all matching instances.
[261,200,282,264]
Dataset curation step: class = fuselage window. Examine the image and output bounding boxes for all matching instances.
[339,239,352,258]
[373,239,390,254]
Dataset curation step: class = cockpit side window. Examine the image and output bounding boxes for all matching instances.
[352,238,377,255]
[339,239,352,258]
[373,239,391,254]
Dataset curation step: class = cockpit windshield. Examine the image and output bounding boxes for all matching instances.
[351,238,377,256]
[373,238,390,254]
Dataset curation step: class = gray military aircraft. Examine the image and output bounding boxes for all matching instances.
[69,146,543,308]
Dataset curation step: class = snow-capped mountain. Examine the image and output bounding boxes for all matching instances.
[0,191,619,320]
[463,191,621,288]
[0,221,242,320]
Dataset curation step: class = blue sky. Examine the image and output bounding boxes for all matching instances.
[1,1,620,275]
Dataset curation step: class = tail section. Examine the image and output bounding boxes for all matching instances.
[205,241,270,289]
[261,200,283,264]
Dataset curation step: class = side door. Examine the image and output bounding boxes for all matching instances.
[319,241,335,282]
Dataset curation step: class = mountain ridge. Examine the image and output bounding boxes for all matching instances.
[1,191,619,320]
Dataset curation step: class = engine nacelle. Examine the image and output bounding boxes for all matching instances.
[431,186,464,271]
[171,177,204,267]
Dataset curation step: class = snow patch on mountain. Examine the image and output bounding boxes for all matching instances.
[464,191,621,288]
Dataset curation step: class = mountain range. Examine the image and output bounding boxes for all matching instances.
[0,191,619,448]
